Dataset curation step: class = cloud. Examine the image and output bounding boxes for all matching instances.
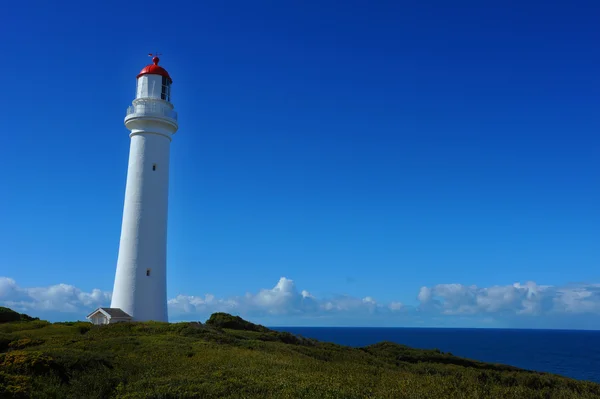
[0,277,111,313]
[417,287,432,303]
[169,278,398,320]
[167,293,238,315]
[0,277,20,299]
[416,281,600,317]
[168,277,320,317]
[1,276,600,328]
[320,295,379,314]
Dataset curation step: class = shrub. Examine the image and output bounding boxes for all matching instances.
[0,308,38,324]
[0,334,12,352]
[0,308,21,324]
[0,371,31,399]
[8,339,44,350]
[0,351,66,381]
[205,313,269,332]
[77,324,91,335]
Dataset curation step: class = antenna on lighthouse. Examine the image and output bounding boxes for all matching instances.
[148,52,163,65]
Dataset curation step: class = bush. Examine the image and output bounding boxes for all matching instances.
[0,308,21,324]
[0,334,12,352]
[205,313,269,332]
[0,351,66,381]
[8,339,44,350]
[0,371,31,399]
[0,308,38,324]
[77,324,91,335]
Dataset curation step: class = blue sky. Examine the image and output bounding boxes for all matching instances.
[1,0,599,328]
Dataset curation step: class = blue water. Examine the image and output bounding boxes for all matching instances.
[272,327,600,384]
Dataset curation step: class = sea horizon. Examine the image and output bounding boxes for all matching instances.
[269,325,600,331]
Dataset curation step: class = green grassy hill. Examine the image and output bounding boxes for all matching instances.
[1,310,599,398]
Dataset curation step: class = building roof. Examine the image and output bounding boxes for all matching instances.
[101,308,132,318]
[137,56,172,83]
[87,307,132,319]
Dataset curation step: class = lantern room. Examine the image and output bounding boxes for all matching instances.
[136,56,172,102]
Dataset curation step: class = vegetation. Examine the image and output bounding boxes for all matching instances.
[0,307,39,324]
[0,309,598,398]
[205,312,269,332]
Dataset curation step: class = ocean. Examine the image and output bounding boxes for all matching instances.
[272,327,600,384]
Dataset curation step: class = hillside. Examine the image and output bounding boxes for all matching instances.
[0,307,39,323]
[0,311,599,398]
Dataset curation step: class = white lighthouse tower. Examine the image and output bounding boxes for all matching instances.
[88,55,179,324]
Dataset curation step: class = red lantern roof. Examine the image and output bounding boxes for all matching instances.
[137,56,172,83]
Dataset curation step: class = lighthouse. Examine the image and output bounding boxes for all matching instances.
[88,55,178,324]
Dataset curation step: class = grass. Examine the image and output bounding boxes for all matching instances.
[0,311,598,398]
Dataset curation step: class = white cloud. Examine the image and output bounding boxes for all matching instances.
[417,286,432,302]
[362,296,376,304]
[167,293,238,314]
[0,277,20,299]
[301,290,313,299]
[168,277,319,317]
[2,276,600,327]
[0,277,111,313]
[169,277,386,318]
[416,281,600,316]
[553,286,600,314]
[251,277,305,313]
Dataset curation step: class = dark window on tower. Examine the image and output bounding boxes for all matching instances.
[153,164,157,171]
[161,76,169,101]
[146,269,151,277]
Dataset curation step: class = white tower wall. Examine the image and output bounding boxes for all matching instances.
[110,57,178,322]
[110,133,171,321]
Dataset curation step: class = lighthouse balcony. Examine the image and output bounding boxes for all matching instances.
[126,102,178,121]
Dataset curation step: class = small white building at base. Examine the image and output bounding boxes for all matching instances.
[87,308,132,325]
